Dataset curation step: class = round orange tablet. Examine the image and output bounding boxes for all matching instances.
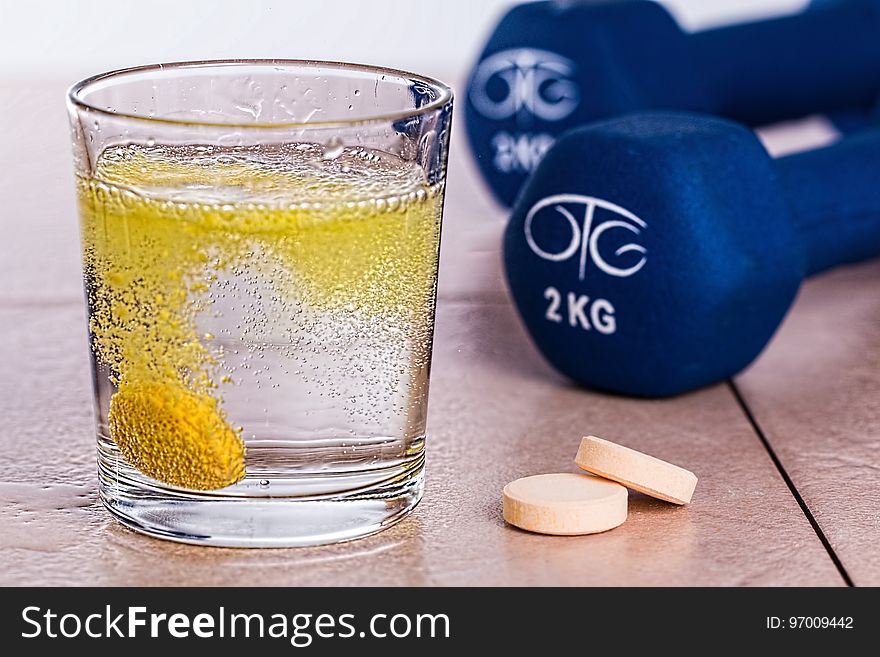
[575,435,697,505]
[502,473,628,535]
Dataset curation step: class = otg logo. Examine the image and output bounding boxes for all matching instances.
[469,48,580,123]
[524,194,648,281]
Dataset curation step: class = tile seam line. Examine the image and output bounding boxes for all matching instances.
[728,379,855,587]
[0,298,83,309]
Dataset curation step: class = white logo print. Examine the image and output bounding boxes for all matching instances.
[470,48,580,122]
[491,131,555,174]
[524,194,648,281]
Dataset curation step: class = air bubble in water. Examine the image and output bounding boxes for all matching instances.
[322,137,345,160]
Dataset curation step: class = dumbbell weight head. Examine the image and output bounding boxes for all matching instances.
[503,113,806,397]
[466,0,700,207]
[467,0,880,207]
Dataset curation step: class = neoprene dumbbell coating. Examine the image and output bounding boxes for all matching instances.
[466,0,880,207]
[503,112,880,397]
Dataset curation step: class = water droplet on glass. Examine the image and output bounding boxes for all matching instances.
[259,479,270,488]
[146,137,156,147]
[354,89,361,96]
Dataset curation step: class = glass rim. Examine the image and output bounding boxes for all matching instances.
[67,58,454,130]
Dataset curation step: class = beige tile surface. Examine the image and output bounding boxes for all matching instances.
[0,84,83,304]
[737,261,880,586]
[0,301,843,585]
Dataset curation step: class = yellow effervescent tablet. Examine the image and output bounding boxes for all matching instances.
[502,473,628,535]
[575,435,697,505]
[109,382,246,491]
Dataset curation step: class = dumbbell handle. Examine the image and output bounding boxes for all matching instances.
[777,130,880,276]
[693,0,880,125]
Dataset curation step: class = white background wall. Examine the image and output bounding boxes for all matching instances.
[0,0,808,82]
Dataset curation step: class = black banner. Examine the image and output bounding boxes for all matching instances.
[1,587,874,653]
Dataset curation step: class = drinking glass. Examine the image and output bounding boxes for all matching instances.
[67,60,453,546]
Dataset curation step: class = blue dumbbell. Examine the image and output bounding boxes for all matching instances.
[466,0,880,207]
[503,112,880,397]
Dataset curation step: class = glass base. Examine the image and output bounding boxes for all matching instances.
[98,453,424,548]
